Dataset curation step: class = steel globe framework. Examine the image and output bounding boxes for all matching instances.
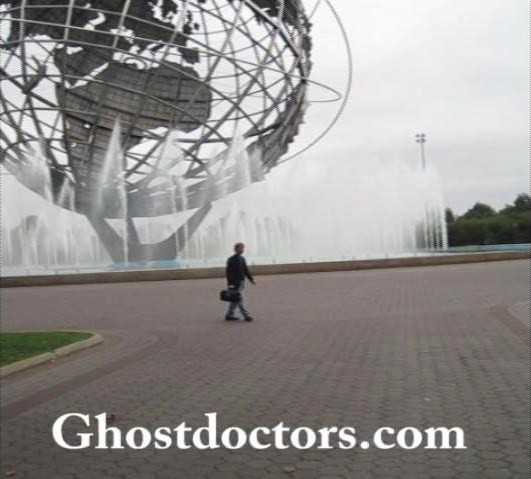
[0,1,344,262]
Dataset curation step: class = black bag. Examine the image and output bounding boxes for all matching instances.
[220,289,242,303]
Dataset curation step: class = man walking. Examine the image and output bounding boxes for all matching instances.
[225,242,255,322]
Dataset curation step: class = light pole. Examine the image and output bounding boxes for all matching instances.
[415,133,430,249]
[415,133,427,169]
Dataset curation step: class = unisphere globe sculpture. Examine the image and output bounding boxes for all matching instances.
[0,0,314,262]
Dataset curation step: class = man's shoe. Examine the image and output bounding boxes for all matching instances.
[244,316,254,322]
[225,316,239,321]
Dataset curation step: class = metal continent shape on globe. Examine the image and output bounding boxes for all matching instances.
[0,0,312,206]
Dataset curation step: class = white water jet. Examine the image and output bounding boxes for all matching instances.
[1,130,448,275]
[185,155,448,265]
[98,120,128,262]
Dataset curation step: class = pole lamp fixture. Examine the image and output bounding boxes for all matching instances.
[415,133,427,169]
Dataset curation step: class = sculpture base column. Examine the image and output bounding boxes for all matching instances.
[87,204,212,263]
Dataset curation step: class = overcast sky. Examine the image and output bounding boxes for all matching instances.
[272,0,529,214]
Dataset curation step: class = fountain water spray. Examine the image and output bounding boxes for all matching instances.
[1,133,448,274]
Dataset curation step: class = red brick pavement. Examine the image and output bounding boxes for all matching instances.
[1,260,529,479]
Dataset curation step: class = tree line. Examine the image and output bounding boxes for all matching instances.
[446,193,530,246]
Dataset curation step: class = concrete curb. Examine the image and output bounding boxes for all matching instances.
[1,251,528,288]
[0,333,103,378]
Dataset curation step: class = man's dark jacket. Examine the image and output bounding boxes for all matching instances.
[226,253,254,288]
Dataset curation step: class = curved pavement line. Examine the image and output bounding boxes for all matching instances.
[490,305,530,346]
[1,331,180,419]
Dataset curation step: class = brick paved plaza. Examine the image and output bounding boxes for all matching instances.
[1,260,529,479]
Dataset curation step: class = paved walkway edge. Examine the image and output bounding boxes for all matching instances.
[0,333,103,378]
[1,251,528,288]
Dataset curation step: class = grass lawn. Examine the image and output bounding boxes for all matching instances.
[0,331,93,367]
